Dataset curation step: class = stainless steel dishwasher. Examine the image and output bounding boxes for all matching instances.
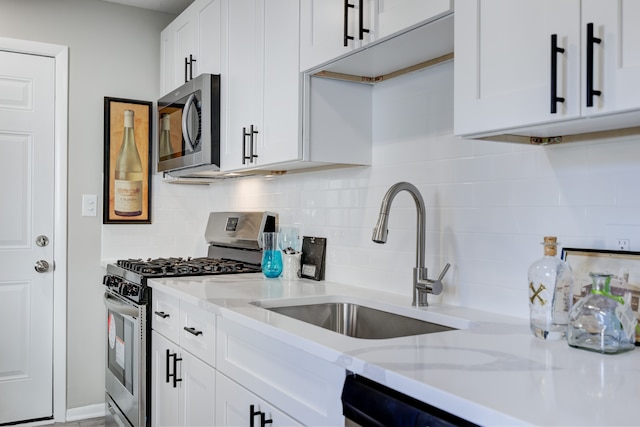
[342,374,478,427]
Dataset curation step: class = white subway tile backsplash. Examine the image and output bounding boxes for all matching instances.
[103,60,640,321]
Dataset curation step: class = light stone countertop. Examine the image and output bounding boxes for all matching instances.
[148,274,640,426]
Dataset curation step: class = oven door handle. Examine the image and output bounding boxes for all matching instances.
[103,293,139,319]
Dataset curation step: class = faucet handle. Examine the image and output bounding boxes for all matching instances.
[430,263,451,295]
[437,262,451,282]
[416,262,450,296]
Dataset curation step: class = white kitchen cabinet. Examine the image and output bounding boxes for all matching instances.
[151,290,216,427]
[151,288,180,343]
[216,316,345,426]
[216,372,302,427]
[300,0,453,73]
[151,331,216,427]
[581,1,640,117]
[454,0,640,139]
[160,0,221,95]
[151,331,180,427]
[299,0,376,72]
[221,0,301,171]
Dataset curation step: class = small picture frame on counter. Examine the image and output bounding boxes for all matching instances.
[301,236,326,281]
[562,247,640,344]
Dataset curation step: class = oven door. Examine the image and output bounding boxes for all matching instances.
[103,291,145,427]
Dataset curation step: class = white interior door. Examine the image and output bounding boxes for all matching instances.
[0,49,55,424]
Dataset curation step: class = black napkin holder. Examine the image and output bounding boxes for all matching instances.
[301,236,326,281]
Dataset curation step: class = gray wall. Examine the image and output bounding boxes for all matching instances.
[0,0,173,410]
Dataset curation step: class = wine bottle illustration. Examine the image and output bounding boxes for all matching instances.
[114,109,143,216]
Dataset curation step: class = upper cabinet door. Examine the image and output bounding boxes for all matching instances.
[196,0,222,76]
[160,0,219,95]
[221,0,263,171]
[581,0,640,118]
[454,0,581,137]
[300,0,376,72]
[258,0,301,167]
[222,0,301,172]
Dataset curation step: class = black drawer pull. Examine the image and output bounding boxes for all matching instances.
[154,311,170,319]
[183,326,203,336]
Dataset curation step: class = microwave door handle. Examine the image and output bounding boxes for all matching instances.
[181,93,197,151]
[103,293,139,319]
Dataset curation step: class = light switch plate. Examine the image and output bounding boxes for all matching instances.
[82,194,97,217]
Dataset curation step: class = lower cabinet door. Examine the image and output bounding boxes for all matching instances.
[180,350,216,426]
[151,331,179,427]
[152,330,216,427]
[215,371,302,427]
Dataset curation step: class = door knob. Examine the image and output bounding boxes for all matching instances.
[34,260,50,273]
[36,235,49,247]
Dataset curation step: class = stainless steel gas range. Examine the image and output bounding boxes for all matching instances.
[102,211,277,427]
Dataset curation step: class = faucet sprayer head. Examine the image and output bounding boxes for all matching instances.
[372,213,389,243]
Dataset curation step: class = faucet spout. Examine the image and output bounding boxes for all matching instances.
[371,182,449,307]
[372,182,426,269]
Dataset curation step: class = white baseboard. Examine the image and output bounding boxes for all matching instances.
[65,403,106,421]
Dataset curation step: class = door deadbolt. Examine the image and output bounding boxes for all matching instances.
[36,235,49,247]
[34,260,50,273]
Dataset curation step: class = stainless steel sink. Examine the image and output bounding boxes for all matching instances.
[260,301,456,339]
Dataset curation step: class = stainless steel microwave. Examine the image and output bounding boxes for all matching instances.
[157,73,220,177]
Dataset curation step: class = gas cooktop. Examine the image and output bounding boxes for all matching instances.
[114,257,260,277]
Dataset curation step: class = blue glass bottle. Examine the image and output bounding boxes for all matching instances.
[262,249,283,278]
[261,232,283,278]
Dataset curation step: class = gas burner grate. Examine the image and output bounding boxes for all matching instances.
[115,257,261,277]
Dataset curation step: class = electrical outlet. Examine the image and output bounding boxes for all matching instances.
[617,239,630,251]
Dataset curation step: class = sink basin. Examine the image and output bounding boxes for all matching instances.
[255,300,456,339]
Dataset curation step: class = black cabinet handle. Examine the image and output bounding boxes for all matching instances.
[249,405,261,427]
[242,127,250,164]
[358,0,369,40]
[550,34,565,114]
[242,125,259,164]
[172,353,182,388]
[343,0,354,46]
[189,54,196,81]
[183,326,203,336]
[260,412,273,427]
[184,54,197,83]
[154,311,170,319]
[586,22,602,107]
[165,349,171,383]
[250,125,258,162]
[166,349,182,388]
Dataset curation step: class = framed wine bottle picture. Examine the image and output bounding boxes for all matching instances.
[103,97,152,224]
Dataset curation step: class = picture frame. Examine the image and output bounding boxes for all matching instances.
[103,97,152,224]
[562,247,640,344]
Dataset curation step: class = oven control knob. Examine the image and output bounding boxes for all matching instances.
[103,275,121,289]
[123,284,139,297]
